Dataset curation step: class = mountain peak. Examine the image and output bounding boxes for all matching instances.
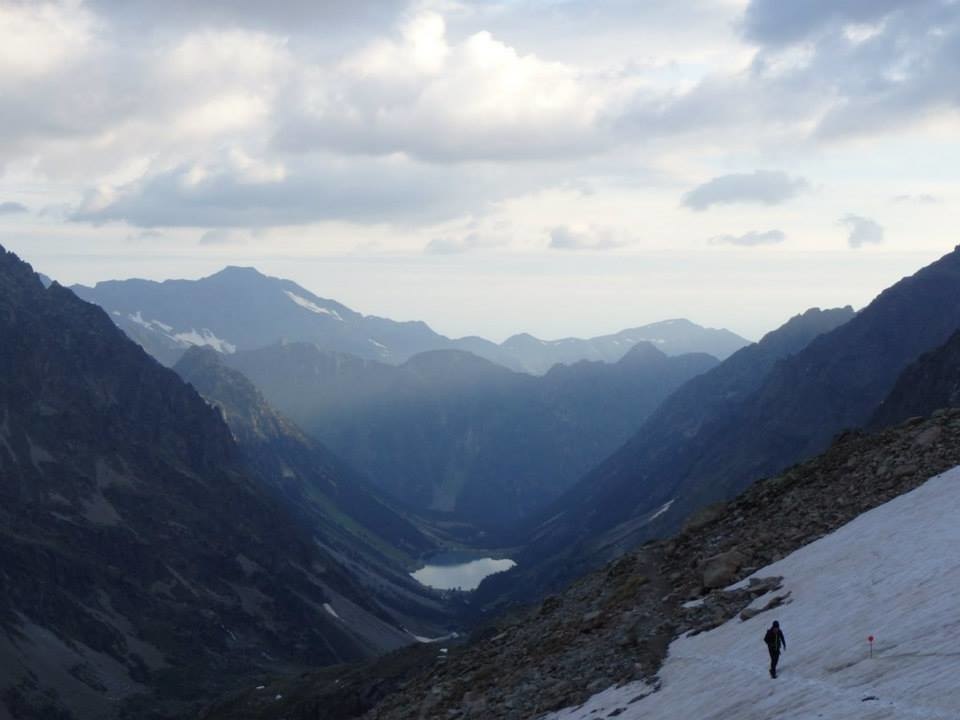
[207,265,267,280]
[618,341,668,365]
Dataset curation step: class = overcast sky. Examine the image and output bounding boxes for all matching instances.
[2,0,959,341]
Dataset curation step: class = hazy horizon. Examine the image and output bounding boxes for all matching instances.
[16,246,944,344]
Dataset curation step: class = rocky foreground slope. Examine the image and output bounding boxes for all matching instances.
[544,463,960,719]
[201,406,960,720]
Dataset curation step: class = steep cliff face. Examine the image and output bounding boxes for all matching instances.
[0,247,417,720]
[870,329,960,428]
[173,347,450,632]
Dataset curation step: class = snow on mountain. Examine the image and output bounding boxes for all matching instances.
[172,328,237,353]
[126,309,237,353]
[545,465,960,720]
[284,290,344,320]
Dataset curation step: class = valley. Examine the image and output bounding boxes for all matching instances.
[4,4,959,715]
[9,241,960,720]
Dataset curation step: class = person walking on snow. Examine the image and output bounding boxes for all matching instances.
[764,621,786,678]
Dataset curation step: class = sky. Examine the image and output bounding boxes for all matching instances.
[1,0,959,342]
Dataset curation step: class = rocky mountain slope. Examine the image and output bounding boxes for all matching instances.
[479,305,855,602]
[199,407,960,720]
[222,342,718,529]
[173,348,450,634]
[72,267,748,372]
[870,328,960,429]
[0,247,434,720]
[493,245,960,608]
[544,462,960,719]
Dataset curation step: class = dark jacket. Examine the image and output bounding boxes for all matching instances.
[764,627,786,653]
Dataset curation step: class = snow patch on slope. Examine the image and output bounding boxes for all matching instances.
[124,312,235,353]
[284,290,343,320]
[647,499,674,523]
[173,329,236,354]
[543,465,960,720]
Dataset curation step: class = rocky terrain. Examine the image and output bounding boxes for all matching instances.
[495,246,960,609]
[482,305,855,605]
[173,347,451,633]
[200,406,960,720]
[870,328,960,429]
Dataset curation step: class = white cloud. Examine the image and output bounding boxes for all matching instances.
[424,230,509,255]
[839,214,885,248]
[709,229,786,247]
[683,171,810,211]
[548,225,623,251]
[892,193,941,204]
[0,2,95,79]
[275,12,616,162]
[72,149,533,228]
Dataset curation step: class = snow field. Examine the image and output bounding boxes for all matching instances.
[545,465,960,720]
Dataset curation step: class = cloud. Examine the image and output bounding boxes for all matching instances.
[71,150,531,228]
[198,229,247,246]
[87,0,408,36]
[682,171,810,211]
[0,201,27,214]
[125,229,164,243]
[709,229,786,247]
[548,225,623,251]
[741,0,909,46]
[424,231,508,255]
[892,193,941,204]
[274,12,614,163]
[839,214,885,248]
[2,0,958,237]
[741,0,960,140]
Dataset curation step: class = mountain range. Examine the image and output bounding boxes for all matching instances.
[0,246,448,720]
[480,245,960,607]
[219,341,718,528]
[14,238,960,720]
[72,268,749,372]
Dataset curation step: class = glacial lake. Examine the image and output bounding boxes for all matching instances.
[411,554,516,591]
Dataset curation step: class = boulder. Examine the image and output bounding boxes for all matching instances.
[701,550,745,589]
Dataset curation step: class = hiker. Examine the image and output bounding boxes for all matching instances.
[764,621,786,678]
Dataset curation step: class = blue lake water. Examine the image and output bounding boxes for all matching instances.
[411,556,516,591]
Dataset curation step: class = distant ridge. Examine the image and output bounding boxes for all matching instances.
[72,268,749,372]
[222,341,719,528]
